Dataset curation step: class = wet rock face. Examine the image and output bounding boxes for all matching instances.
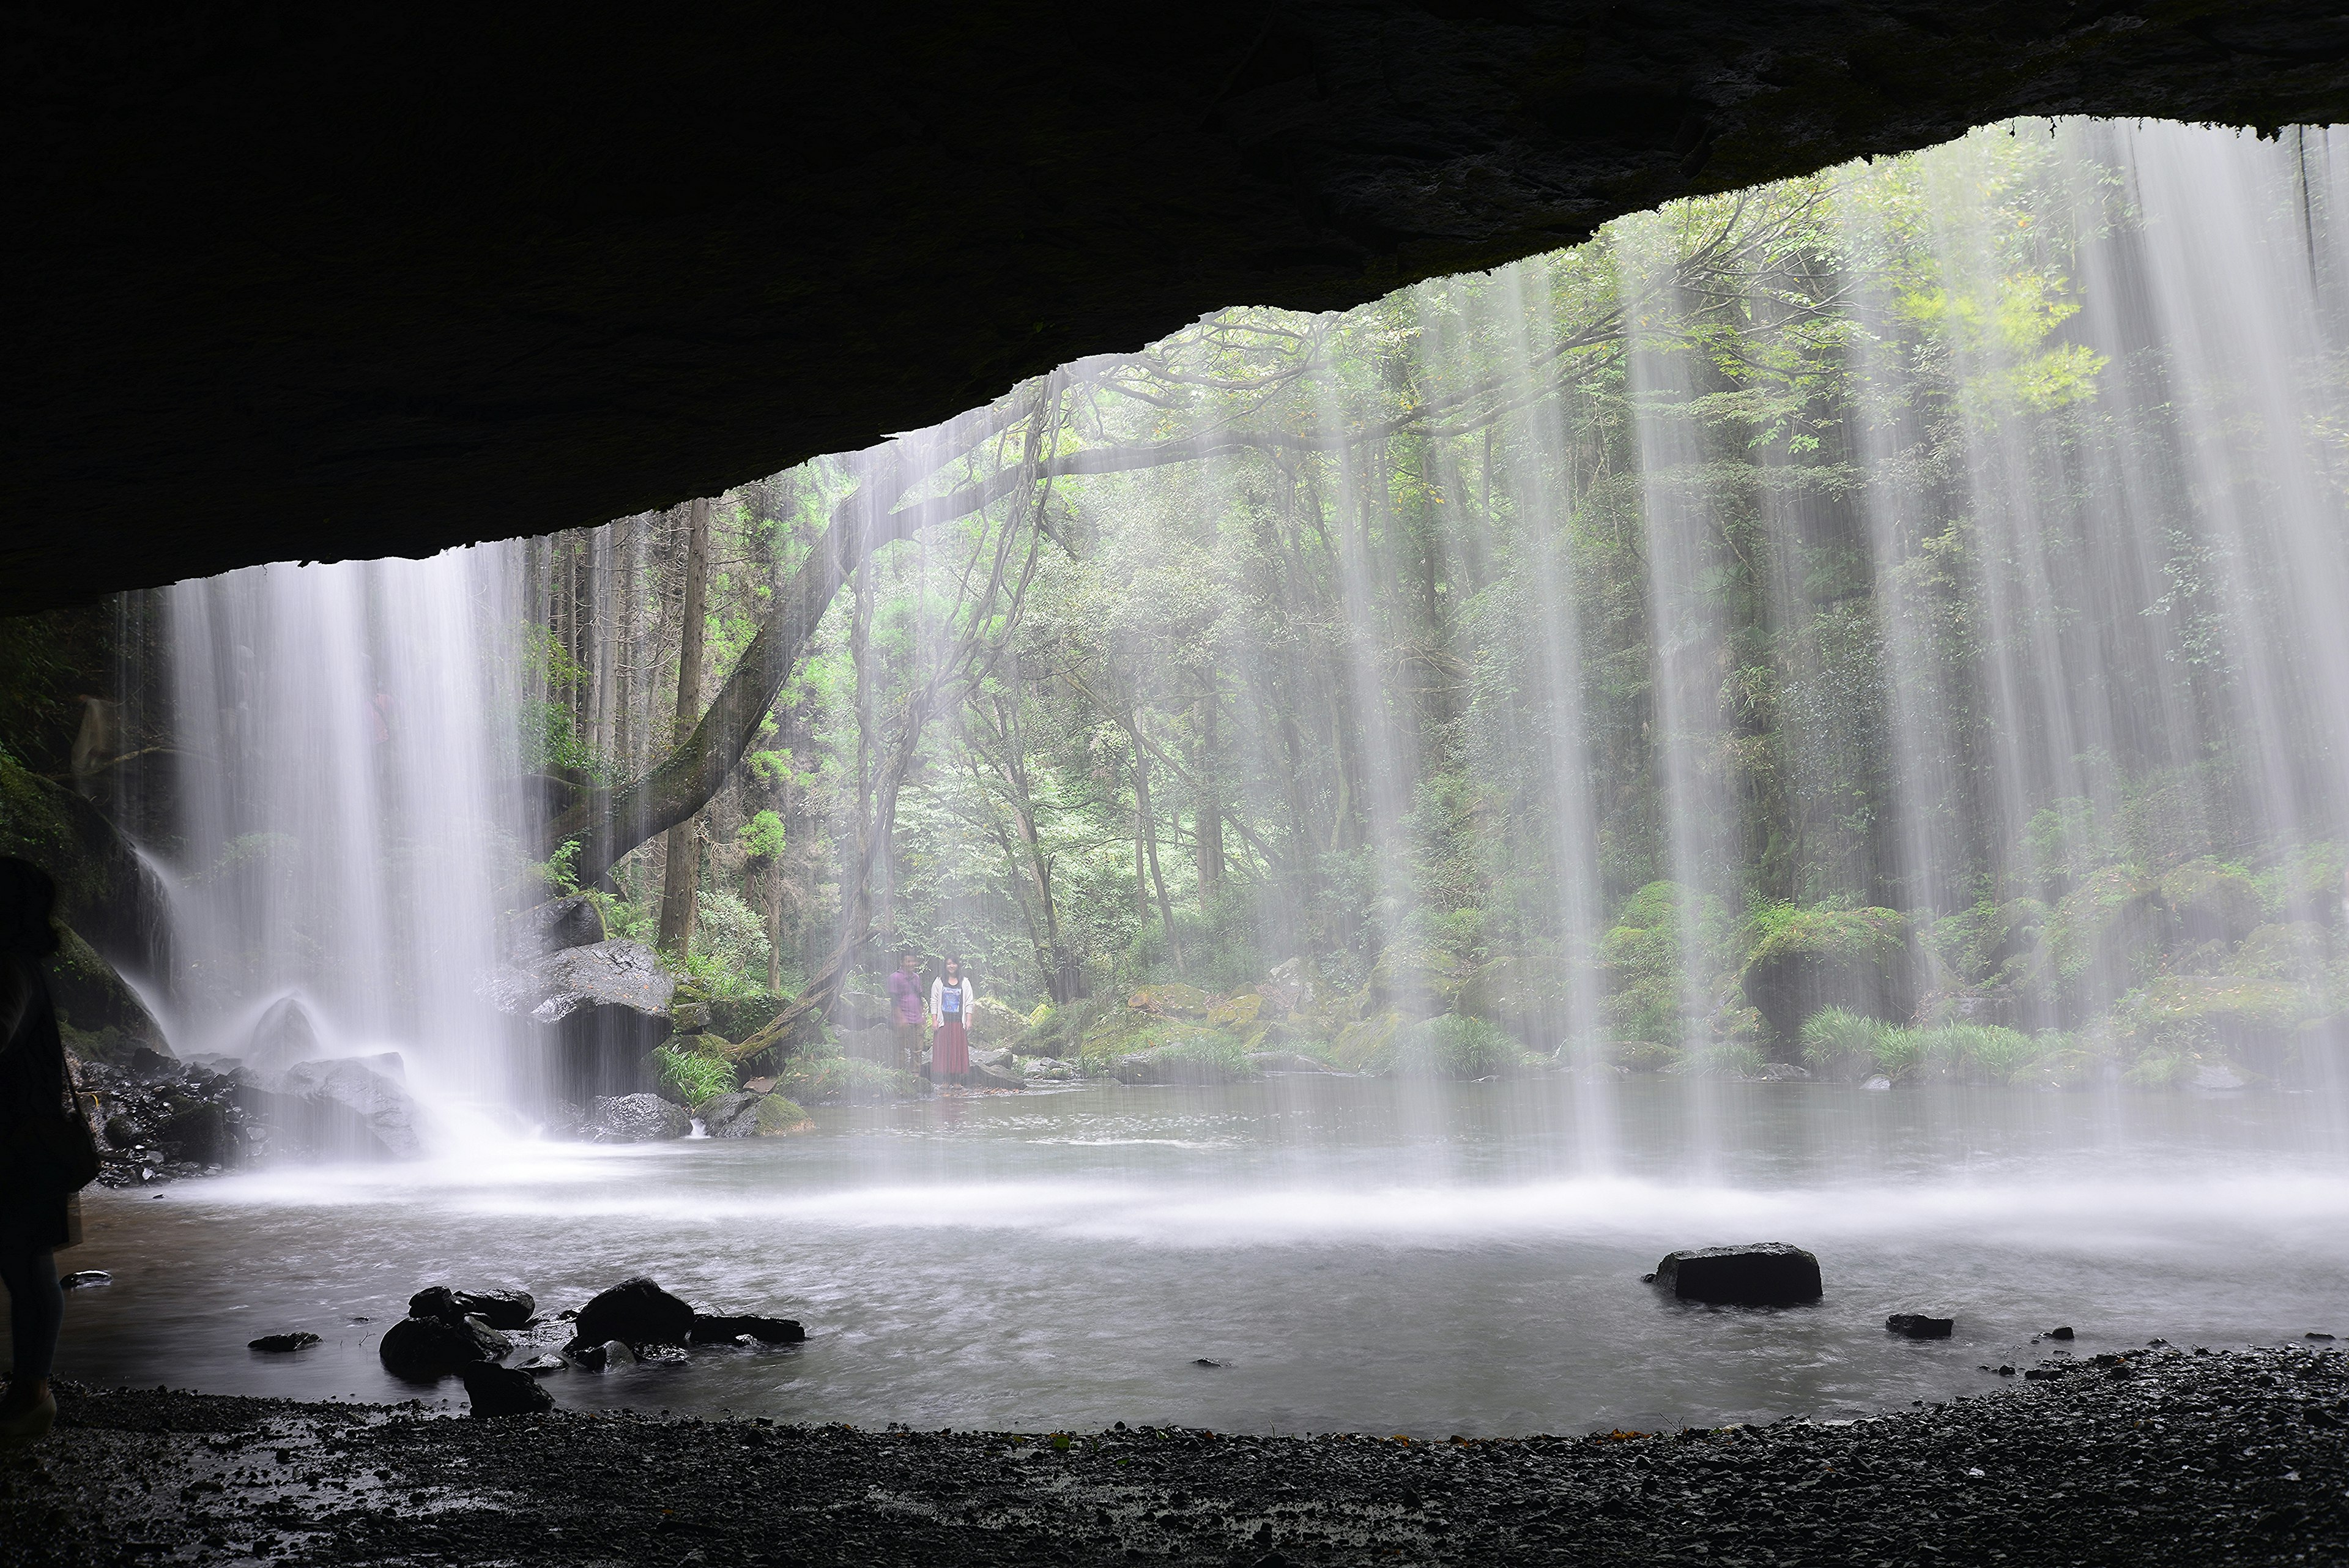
[584,1093,689,1142]
[570,1277,696,1351]
[488,939,677,1102]
[1650,1243,1824,1306]
[498,896,607,962]
[458,1361,554,1418]
[273,1054,422,1160]
[410,1287,537,1331]
[378,1314,511,1381]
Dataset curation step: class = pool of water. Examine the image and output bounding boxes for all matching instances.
[29,1076,2349,1435]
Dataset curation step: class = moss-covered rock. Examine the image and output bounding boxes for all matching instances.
[968,996,1024,1046]
[2107,973,2320,1079]
[2233,921,2331,983]
[1366,945,1466,1018]
[2041,864,2170,1014]
[1740,905,1916,1046]
[2159,857,2263,945]
[1126,983,1212,1019]
[0,751,165,979]
[1455,955,1570,1046]
[778,1053,921,1105]
[1204,991,1263,1030]
[49,923,162,1041]
[1330,1009,1408,1072]
[2256,842,2347,927]
[1386,1014,1541,1078]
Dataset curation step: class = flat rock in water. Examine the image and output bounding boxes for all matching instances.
[1650,1243,1824,1306]
[689,1313,806,1345]
[274,1055,421,1159]
[572,1276,696,1349]
[247,1332,321,1353]
[379,1313,511,1381]
[586,1093,689,1142]
[59,1271,111,1289]
[1887,1313,1955,1339]
[1247,1050,1335,1074]
[458,1361,554,1417]
[409,1285,536,1329]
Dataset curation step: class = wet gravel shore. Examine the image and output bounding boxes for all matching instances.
[2,1344,2344,1566]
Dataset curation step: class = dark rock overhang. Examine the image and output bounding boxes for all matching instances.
[6,2,2346,613]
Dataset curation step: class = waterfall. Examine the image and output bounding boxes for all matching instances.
[149,546,530,1114]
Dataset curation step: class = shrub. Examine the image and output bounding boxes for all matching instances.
[1389,1014,1532,1079]
[1682,1042,1766,1079]
[1800,1006,1888,1070]
[650,1045,736,1108]
[693,889,775,987]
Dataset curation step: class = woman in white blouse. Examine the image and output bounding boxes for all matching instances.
[929,956,976,1085]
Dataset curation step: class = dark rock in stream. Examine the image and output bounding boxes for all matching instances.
[585,1092,689,1142]
[458,1361,554,1417]
[1649,1242,1824,1306]
[570,1276,696,1350]
[409,1286,537,1330]
[688,1313,806,1345]
[379,1314,513,1381]
[1886,1313,1954,1339]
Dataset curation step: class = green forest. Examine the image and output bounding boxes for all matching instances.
[486,121,2349,1106]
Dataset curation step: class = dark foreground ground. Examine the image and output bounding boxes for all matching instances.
[2,1345,2345,1567]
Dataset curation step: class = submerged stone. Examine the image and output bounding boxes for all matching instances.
[1650,1243,1823,1306]
[688,1313,806,1345]
[1887,1313,1954,1339]
[247,1331,321,1353]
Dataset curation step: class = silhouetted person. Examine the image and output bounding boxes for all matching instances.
[0,858,76,1447]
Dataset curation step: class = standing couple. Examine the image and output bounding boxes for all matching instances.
[886,953,976,1087]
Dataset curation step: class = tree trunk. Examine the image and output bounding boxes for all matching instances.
[1193,667,1223,912]
[658,499,711,953]
[1133,737,1182,973]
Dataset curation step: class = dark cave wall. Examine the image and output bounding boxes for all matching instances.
[6,1,2347,612]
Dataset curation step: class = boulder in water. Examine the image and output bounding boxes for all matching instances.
[1649,1243,1823,1306]
[275,1055,421,1159]
[499,895,607,962]
[587,1092,689,1142]
[689,1313,806,1345]
[248,1331,321,1353]
[571,1276,696,1349]
[409,1285,536,1330]
[458,1361,554,1417]
[1741,907,1917,1047]
[1886,1313,1954,1339]
[1247,1050,1335,1074]
[245,995,322,1074]
[379,1313,511,1380]
[700,1091,810,1139]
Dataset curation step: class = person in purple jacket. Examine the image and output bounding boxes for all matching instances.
[886,951,926,1071]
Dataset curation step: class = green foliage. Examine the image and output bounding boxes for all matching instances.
[1386,1013,1534,1079]
[692,889,775,989]
[737,810,787,866]
[1600,882,1727,1045]
[1800,1006,1888,1069]
[650,1045,737,1109]
[1741,902,1908,975]
[529,839,583,897]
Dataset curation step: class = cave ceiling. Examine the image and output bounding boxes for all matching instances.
[7,2,2348,613]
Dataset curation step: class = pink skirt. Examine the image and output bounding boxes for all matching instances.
[932,1017,970,1076]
